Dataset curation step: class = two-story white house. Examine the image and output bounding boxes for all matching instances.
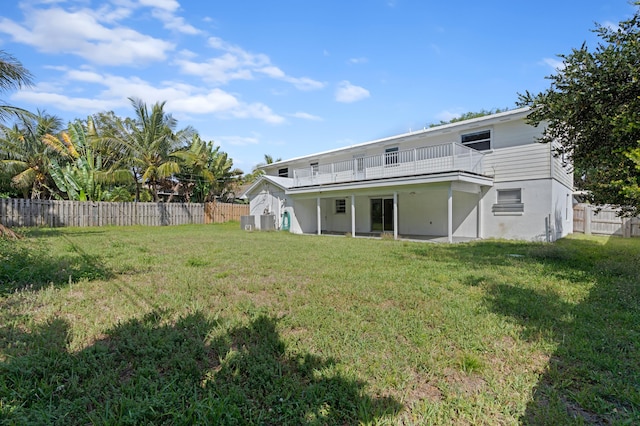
[245,107,573,242]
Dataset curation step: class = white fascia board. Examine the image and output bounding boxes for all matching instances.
[244,175,294,196]
[261,107,532,170]
[285,172,493,196]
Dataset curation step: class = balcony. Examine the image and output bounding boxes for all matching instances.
[292,142,485,187]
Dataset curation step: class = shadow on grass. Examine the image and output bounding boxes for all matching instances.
[0,310,402,424]
[443,238,640,424]
[0,235,112,296]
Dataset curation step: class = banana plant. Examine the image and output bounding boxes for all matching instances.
[44,119,130,201]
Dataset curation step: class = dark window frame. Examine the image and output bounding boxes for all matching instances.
[461,129,491,151]
[385,147,399,166]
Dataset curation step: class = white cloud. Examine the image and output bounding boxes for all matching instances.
[348,57,368,64]
[289,112,323,121]
[231,102,285,124]
[216,134,261,147]
[601,20,621,32]
[282,76,325,91]
[175,54,255,85]
[542,57,565,71]
[435,109,462,122]
[12,69,286,124]
[151,9,201,35]
[0,6,174,65]
[175,36,325,90]
[167,89,239,114]
[138,0,180,12]
[335,81,370,103]
[12,90,123,112]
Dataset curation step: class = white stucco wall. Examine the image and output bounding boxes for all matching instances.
[397,187,478,238]
[551,179,573,240]
[248,182,287,230]
[452,191,479,238]
[482,179,556,241]
[289,198,317,234]
[398,187,448,236]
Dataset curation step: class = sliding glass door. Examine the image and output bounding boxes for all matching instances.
[371,198,394,232]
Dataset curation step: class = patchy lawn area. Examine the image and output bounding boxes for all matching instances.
[1,223,638,424]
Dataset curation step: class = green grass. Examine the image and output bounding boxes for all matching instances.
[1,223,638,425]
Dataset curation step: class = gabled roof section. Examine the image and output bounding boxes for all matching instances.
[243,174,295,197]
[260,107,532,169]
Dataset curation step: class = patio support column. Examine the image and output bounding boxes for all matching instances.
[351,195,356,237]
[447,183,453,243]
[317,197,321,235]
[477,188,483,239]
[393,191,398,240]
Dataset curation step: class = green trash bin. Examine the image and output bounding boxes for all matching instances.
[282,211,291,231]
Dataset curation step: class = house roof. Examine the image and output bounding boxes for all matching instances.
[243,174,295,197]
[260,107,532,169]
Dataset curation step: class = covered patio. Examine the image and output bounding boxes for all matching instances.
[287,171,493,243]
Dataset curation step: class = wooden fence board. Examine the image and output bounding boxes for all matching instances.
[0,199,249,228]
[573,204,640,238]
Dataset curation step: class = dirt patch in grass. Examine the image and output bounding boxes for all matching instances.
[406,375,443,404]
[443,367,487,396]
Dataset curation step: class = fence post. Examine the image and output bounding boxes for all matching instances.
[623,217,632,238]
[584,205,592,235]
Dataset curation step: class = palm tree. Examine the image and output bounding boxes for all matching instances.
[243,153,282,183]
[263,154,281,165]
[104,98,194,201]
[171,135,242,202]
[0,50,34,123]
[0,50,34,237]
[0,111,63,199]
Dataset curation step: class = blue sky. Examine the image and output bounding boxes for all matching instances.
[1,0,636,173]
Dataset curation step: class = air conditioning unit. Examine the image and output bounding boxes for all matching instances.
[240,215,255,231]
[260,214,275,231]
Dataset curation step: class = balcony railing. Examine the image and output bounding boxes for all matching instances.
[292,142,485,187]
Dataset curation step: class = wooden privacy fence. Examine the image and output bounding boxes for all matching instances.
[204,201,249,224]
[0,199,248,228]
[573,203,640,238]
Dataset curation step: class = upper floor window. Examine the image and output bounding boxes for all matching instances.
[310,162,319,173]
[278,167,289,178]
[385,147,399,166]
[461,129,491,151]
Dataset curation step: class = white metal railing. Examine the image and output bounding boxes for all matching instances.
[293,142,485,187]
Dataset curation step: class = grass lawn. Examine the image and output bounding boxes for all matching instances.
[1,223,638,425]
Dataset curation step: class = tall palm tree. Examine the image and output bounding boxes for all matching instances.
[0,112,63,199]
[0,50,34,237]
[0,50,34,123]
[104,98,194,201]
[243,153,282,184]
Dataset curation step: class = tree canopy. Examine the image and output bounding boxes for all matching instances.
[518,5,640,216]
[0,96,243,203]
[429,108,510,128]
